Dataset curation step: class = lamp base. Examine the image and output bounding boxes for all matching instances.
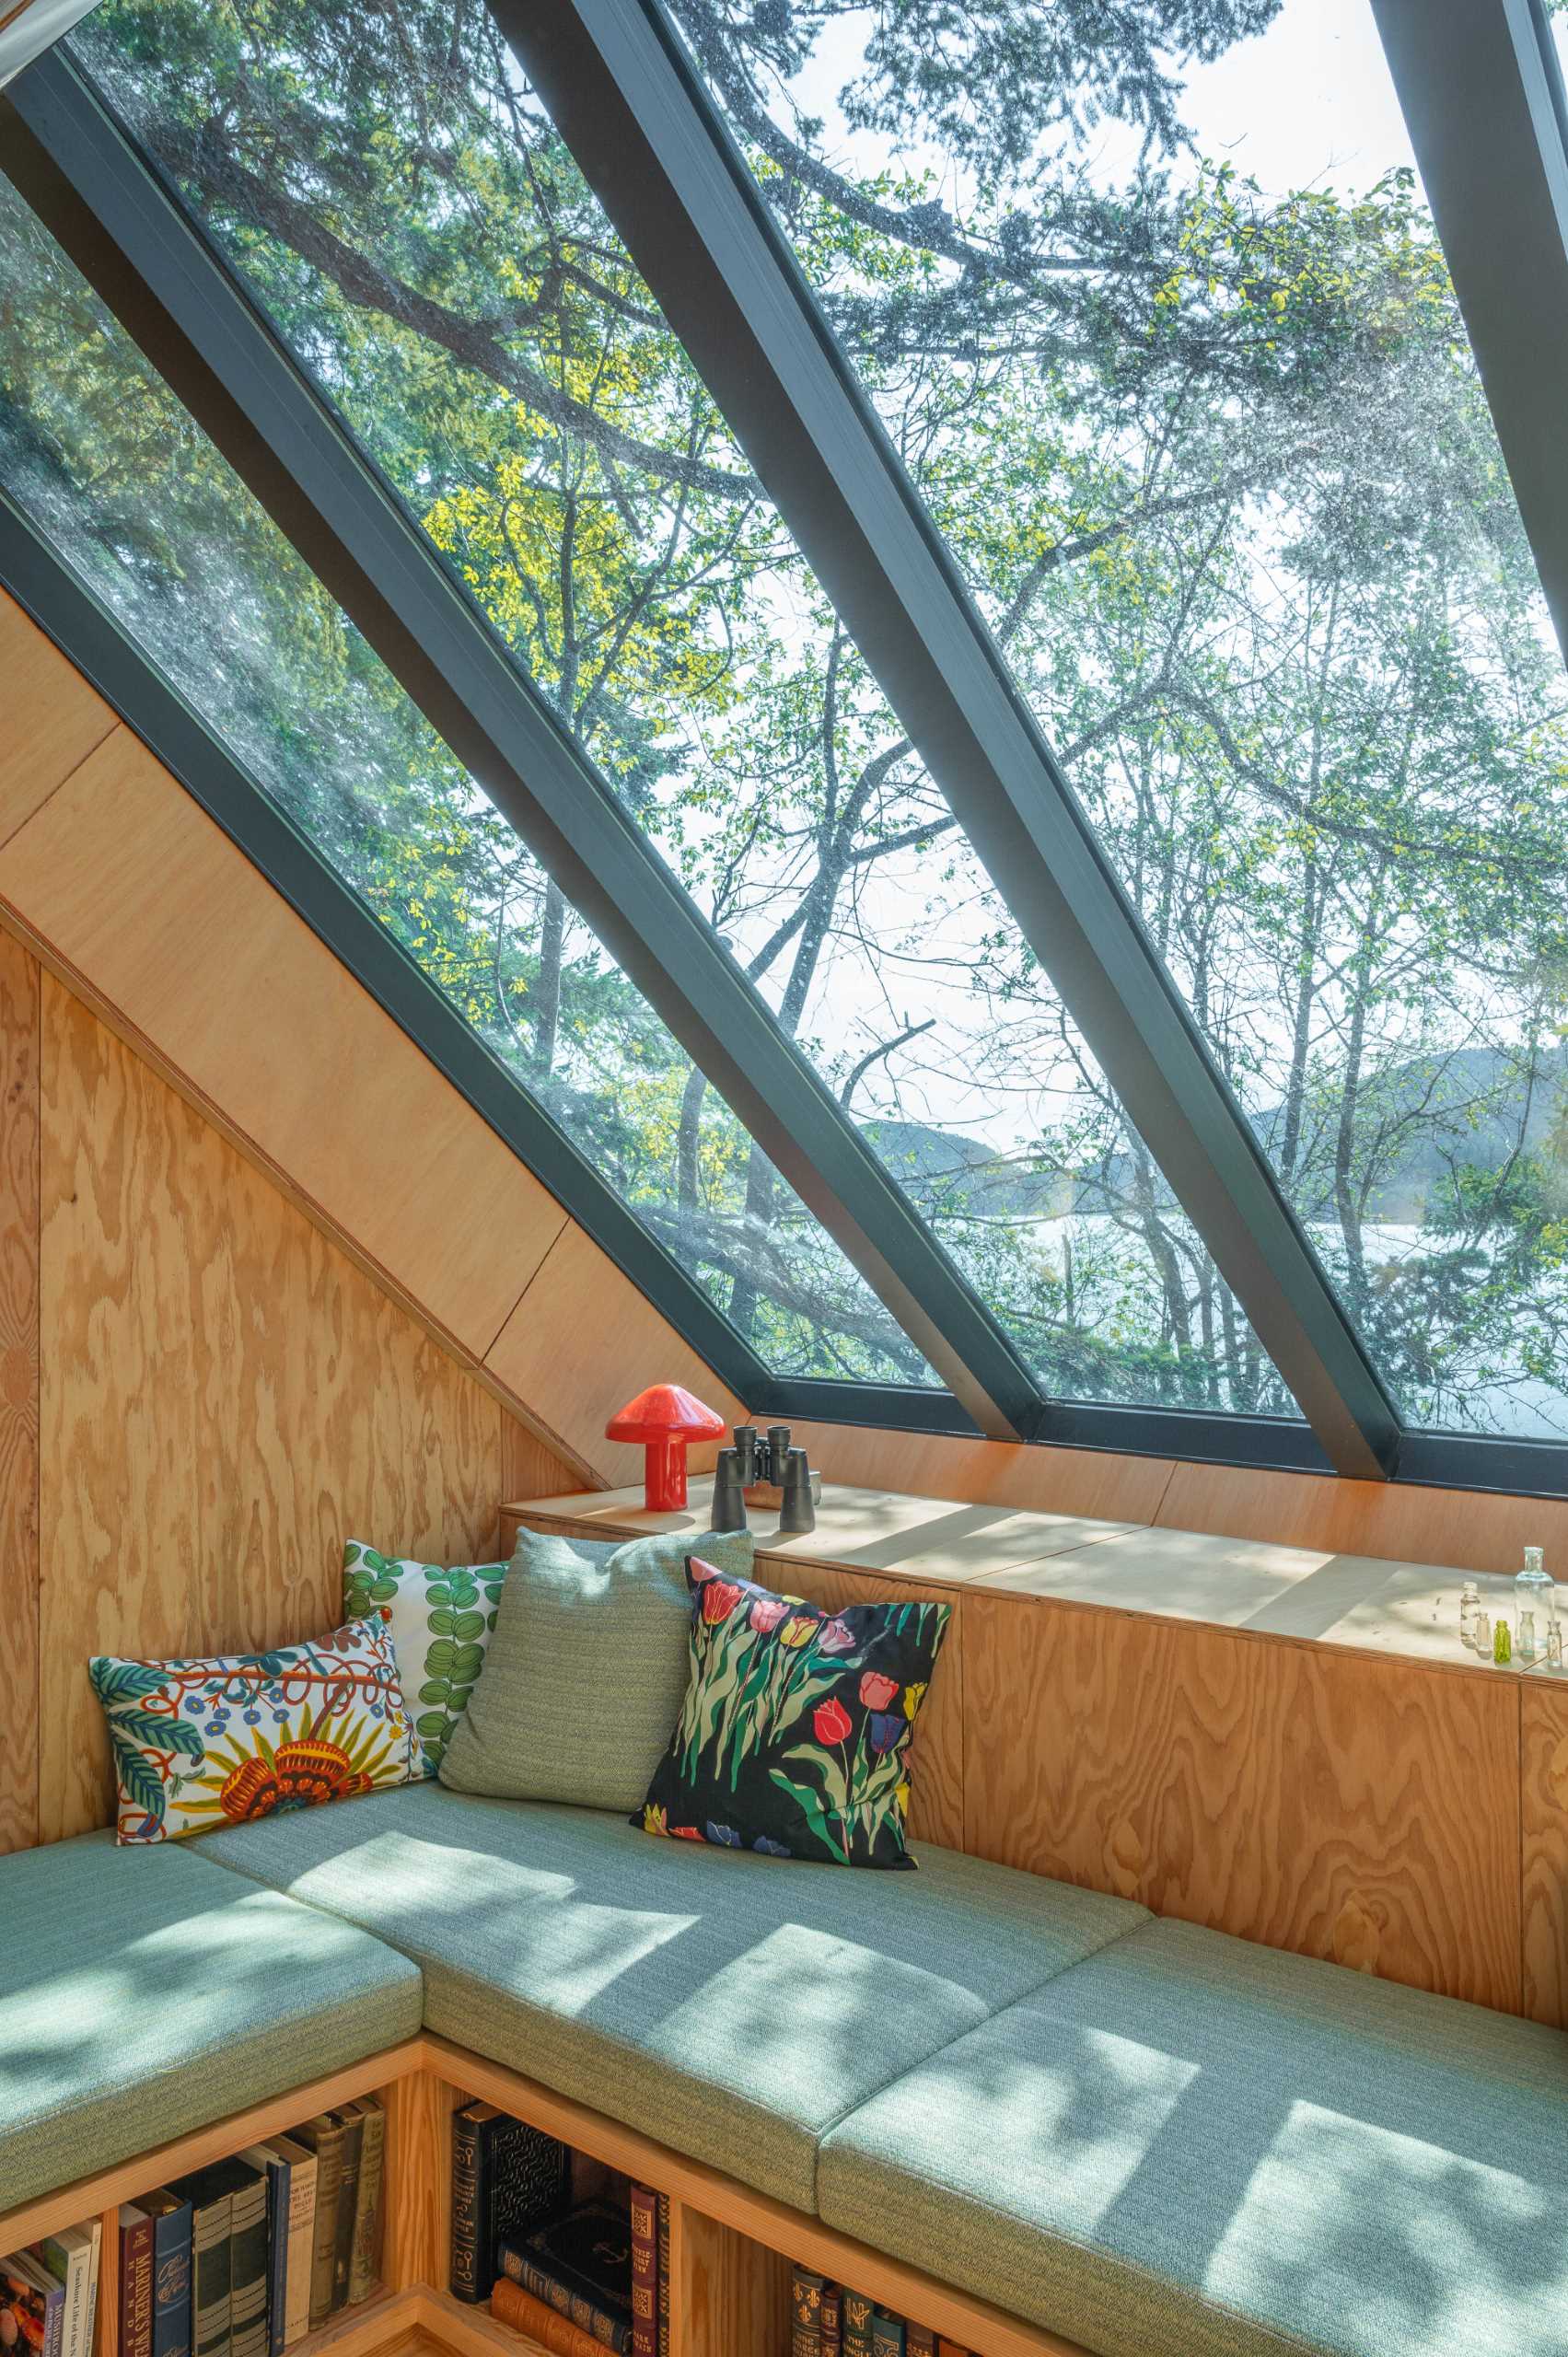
[643,1432,689,1514]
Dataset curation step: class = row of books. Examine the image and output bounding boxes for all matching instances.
[1,2095,388,2357]
[792,2272,975,2357]
[447,2104,667,2357]
[3,2219,102,2357]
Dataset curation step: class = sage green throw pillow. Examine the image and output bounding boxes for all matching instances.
[438,1526,756,1809]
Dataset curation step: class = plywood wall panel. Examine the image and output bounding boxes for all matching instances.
[1156,1460,1568,1573]
[500,1415,579,1518]
[961,1590,1522,2012]
[0,931,40,1853]
[1521,1679,1568,2028]
[788,1422,1179,1527]
[39,977,505,1840]
[0,598,119,850]
[1,732,566,1361]
[488,1223,745,1488]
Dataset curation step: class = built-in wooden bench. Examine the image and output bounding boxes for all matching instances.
[505,1480,1568,2021]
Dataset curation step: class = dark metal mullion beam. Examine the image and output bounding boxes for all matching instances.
[1371,0,1568,669]
[0,486,776,1409]
[502,0,1402,1481]
[1,50,1046,1442]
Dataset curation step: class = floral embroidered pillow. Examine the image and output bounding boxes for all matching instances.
[342,1539,508,1773]
[89,1612,423,1844]
[633,1561,950,1868]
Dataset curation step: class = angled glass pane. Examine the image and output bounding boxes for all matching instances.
[0,173,936,1385]
[654,0,1568,1441]
[66,0,1300,1418]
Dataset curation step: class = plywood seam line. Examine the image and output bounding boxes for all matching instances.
[0,706,121,855]
[476,1214,572,1367]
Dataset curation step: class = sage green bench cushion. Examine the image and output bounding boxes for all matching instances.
[198,1782,1148,2212]
[818,1915,1568,2357]
[0,1831,424,2213]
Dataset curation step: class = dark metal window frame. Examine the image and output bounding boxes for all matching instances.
[0,14,1566,1492]
[0,49,1046,1442]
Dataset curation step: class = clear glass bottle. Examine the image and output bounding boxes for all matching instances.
[1474,1608,1492,1656]
[1459,1579,1480,1648]
[1550,1617,1564,1670]
[1517,1545,1553,1625]
[1518,1608,1539,1665]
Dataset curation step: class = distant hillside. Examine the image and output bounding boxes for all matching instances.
[862,1042,1568,1227]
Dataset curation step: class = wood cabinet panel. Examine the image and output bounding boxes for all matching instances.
[0,930,39,1853]
[39,978,505,1840]
[0,596,119,850]
[1,734,566,1361]
[1522,1678,1568,2027]
[961,1590,1522,2011]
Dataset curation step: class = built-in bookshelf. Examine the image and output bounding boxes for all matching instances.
[0,2038,1082,2357]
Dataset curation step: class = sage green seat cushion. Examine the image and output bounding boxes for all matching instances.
[438,1527,756,1811]
[198,1782,1147,2212]
[0,1830,424,2213]
[818,1915,1568,2357]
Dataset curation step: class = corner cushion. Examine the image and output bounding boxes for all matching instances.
[197,1782,1148,2212]
[817,1914,1568,2357]
[0,1831,424,2215]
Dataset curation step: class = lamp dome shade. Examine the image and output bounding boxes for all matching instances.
[605,1384,726,1442]
[606,1386,727,1512]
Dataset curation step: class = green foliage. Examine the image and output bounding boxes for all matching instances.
[6,0,1568,1432]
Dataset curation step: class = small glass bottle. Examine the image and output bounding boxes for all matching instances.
[1459,1580,1480,1648]
[1550,1617,1564,1670]
[1473,1608,1492,1657]
[1494,1617,1513,1666]
[1518,1545,1553,1623]
[1518,1608,1539,1665]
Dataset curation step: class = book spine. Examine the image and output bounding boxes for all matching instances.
[869,2314,906,2357]
[229,2176,269,2357]
[260,2165,286,2357]
[347,2103,385,2306]
[306,2136,342,2329]
[627,2188,656,2357]
[821,2284,842,2357]
[935,2340,968,2357]
[655,2198,669,2357]
[84,2223,103,2357]
[331,2118,364,2316]
[188,2202,231,2357]
[449,2109,482,2303]
[281,2161,316,2350]
[508,2258,631,2356]
[121,2214,156,2357]
[491,2279,608,2357]
[152,2209,192,2357]
[841,2293,875,2357]
[42,2237,88,2357]
[906,2328,935,2357]
[791,2268,823,2357]
[38,2278,65,2357]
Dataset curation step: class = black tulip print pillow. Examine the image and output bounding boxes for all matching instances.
[633,1557,950,1867]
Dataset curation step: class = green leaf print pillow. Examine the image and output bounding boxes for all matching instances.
[342,1540,508,1774]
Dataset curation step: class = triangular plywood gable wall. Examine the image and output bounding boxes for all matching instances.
[0,590,745,1490]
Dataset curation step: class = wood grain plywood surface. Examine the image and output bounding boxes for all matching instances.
[784,1422,1179,1526]
[0,930,39,1852]
[0,733,567,1359]
[960,1588,1522,2010]
[0,594,120,849]
[1521,1678,1568,2027]
[487,1224,744,1487]
[1156,1458,1568,1572]
[39,978,505,1840]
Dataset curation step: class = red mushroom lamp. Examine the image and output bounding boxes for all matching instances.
[606,1384,727,1513]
